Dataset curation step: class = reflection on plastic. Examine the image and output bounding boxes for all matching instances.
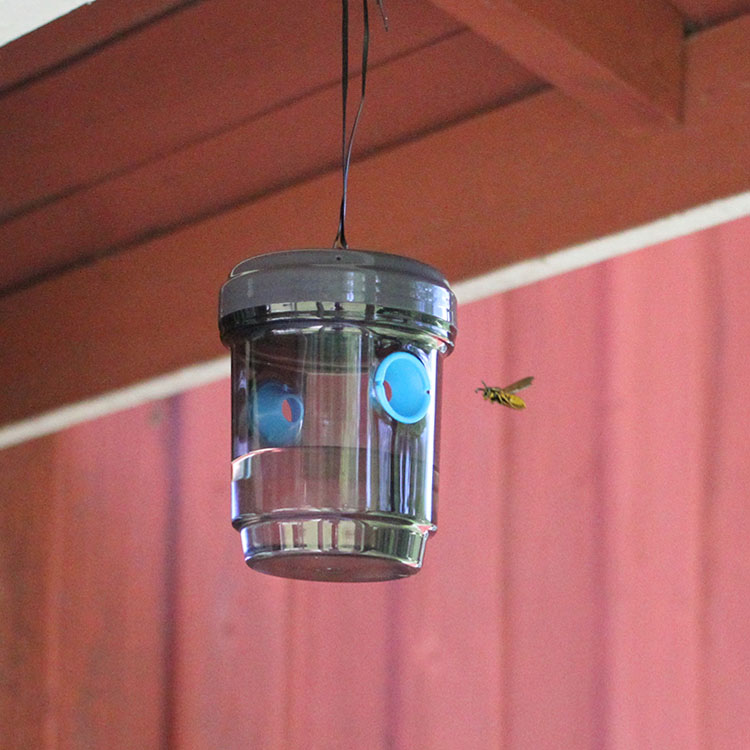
[254,381,304,447]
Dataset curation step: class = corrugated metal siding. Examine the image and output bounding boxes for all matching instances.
[2,214,749,748]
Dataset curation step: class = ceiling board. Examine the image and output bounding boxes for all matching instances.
[0,0,462,221]
[2,0,748,294]
[0,0,195,92]
[668,0,750,27]
[0,31,542,293]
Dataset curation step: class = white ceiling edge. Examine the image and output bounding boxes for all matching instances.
[455,189,750,304]
[0,0,96,48]
[0,189,748,451]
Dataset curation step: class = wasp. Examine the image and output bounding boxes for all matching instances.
[476,376,534,409]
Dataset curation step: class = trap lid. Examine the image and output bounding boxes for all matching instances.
[219,248,457,344]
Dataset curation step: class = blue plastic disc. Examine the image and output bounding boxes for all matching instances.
[255,381,304,446]
[374,352,431,424]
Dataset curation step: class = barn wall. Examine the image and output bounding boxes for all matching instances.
[2,214,749,748]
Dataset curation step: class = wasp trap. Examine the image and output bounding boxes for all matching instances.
[218,249,457,582]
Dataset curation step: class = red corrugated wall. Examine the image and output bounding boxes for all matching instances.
[2,215,749,749]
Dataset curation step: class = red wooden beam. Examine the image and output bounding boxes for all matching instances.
[0,15,748,428]
[0,0,195,93]
[426,0,685,134]
[0,0,460,223]
[669,0,750,27]
[0,32,540,292]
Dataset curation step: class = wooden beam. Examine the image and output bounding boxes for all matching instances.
[0,0,196,93]
[0,15,748,427]
[668,0,750,27]
[426,0,685,134]
[0,0,460,222]
[0,32,540,292]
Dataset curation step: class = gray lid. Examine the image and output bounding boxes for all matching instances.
[219,248,456,340]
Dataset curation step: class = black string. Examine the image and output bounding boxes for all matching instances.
[334,0,351,250]
[334,0,387,250]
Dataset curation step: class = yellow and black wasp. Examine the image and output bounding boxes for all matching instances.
[476,376,534,409]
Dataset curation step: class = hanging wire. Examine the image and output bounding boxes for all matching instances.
[333,0,388,250]
[376,0,389,31]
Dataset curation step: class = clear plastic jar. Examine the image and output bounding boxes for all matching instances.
[219,249,456,581]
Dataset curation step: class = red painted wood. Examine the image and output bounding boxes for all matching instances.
[427,0,683,133]
[702,222,750,748]
[0,0,195,92]
[0,437,56,749]
[491,269,608,747]
[2,215,750,748]
[167,384,291,748]
[0,0,460,221]
[45,405,173,748]
[283,581,395,749]
[0,403,173,749]
[669,0,750,26]
[0,32,540,291]
[2,15,749,427]
[595,236,709,747]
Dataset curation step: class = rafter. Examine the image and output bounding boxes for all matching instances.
[426,0,684,134]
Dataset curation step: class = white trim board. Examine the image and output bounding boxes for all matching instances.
[455,191,750,304]
[1,190,748,451]
[0,0,95,48]
[0,358,231,450]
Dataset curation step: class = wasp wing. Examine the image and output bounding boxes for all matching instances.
[501,376,534,393]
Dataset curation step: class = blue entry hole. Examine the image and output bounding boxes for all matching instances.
[374,352,431,424]
[255,381,304,446]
